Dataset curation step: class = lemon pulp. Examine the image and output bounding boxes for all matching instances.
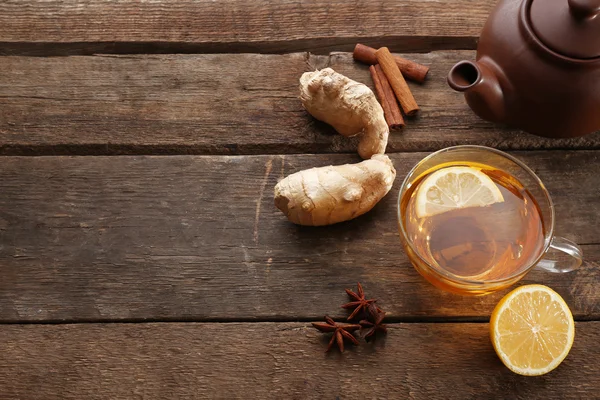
[490,284,575,376]
[415,166,504,219]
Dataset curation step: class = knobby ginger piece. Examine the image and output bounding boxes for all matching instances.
[299,68,389,160]
[274,155,396,226]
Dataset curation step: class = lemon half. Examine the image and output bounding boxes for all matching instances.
[490,285,575,376]
[415,166,504,218]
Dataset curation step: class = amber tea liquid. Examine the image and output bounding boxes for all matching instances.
[401,163,546,293]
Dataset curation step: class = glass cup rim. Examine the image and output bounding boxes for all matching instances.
[397,145,556,286]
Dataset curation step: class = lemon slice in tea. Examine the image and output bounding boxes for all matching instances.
[490,284,575,376]
[415,166,504,218]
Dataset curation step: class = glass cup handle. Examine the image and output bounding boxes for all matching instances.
[536,236,583,273]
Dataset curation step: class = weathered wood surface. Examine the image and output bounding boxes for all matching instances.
[1,152,598,323]
[0,0,493,56]
[1,52,599,156]
[1,0,598,395]
[0,321,598,399]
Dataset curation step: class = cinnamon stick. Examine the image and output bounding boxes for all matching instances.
[375,47,420,116]
[354,44,429,83]
[375,65,405,128]
[370,65,405,129]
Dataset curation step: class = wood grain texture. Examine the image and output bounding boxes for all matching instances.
[0,0,493,55]
[0,152,598,323]
[0,322,598,399]
[1,52,599,156]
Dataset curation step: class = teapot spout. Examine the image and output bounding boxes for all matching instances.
[447,60,506,124]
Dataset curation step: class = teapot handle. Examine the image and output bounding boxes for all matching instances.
[568,0,600,19]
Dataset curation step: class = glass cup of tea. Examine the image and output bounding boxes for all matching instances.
[397,145,583,295]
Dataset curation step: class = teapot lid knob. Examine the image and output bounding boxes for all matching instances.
[568,0,600,19]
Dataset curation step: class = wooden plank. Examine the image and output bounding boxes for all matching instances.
[0,0,493,56]
[0,152,598,322]
[1,52,598,156]
[0,321,598,399]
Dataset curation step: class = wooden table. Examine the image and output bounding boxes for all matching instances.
[0,1,599,398]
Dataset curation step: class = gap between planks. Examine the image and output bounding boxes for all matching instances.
[0,317,492,326]
[1,314,599,326]
[2,148,600,158]
[0,37,478,57]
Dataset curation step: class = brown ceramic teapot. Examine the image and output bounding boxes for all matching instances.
[447,0,600,138]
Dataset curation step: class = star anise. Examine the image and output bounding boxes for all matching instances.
[360,304,388,342]
[342,282,382,321]
[312,316,361,352]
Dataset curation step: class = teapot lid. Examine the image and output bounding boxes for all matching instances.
[529,0,600,59]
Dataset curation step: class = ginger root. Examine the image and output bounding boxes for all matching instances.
[274,155,396,226]
[299,68,389,160]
